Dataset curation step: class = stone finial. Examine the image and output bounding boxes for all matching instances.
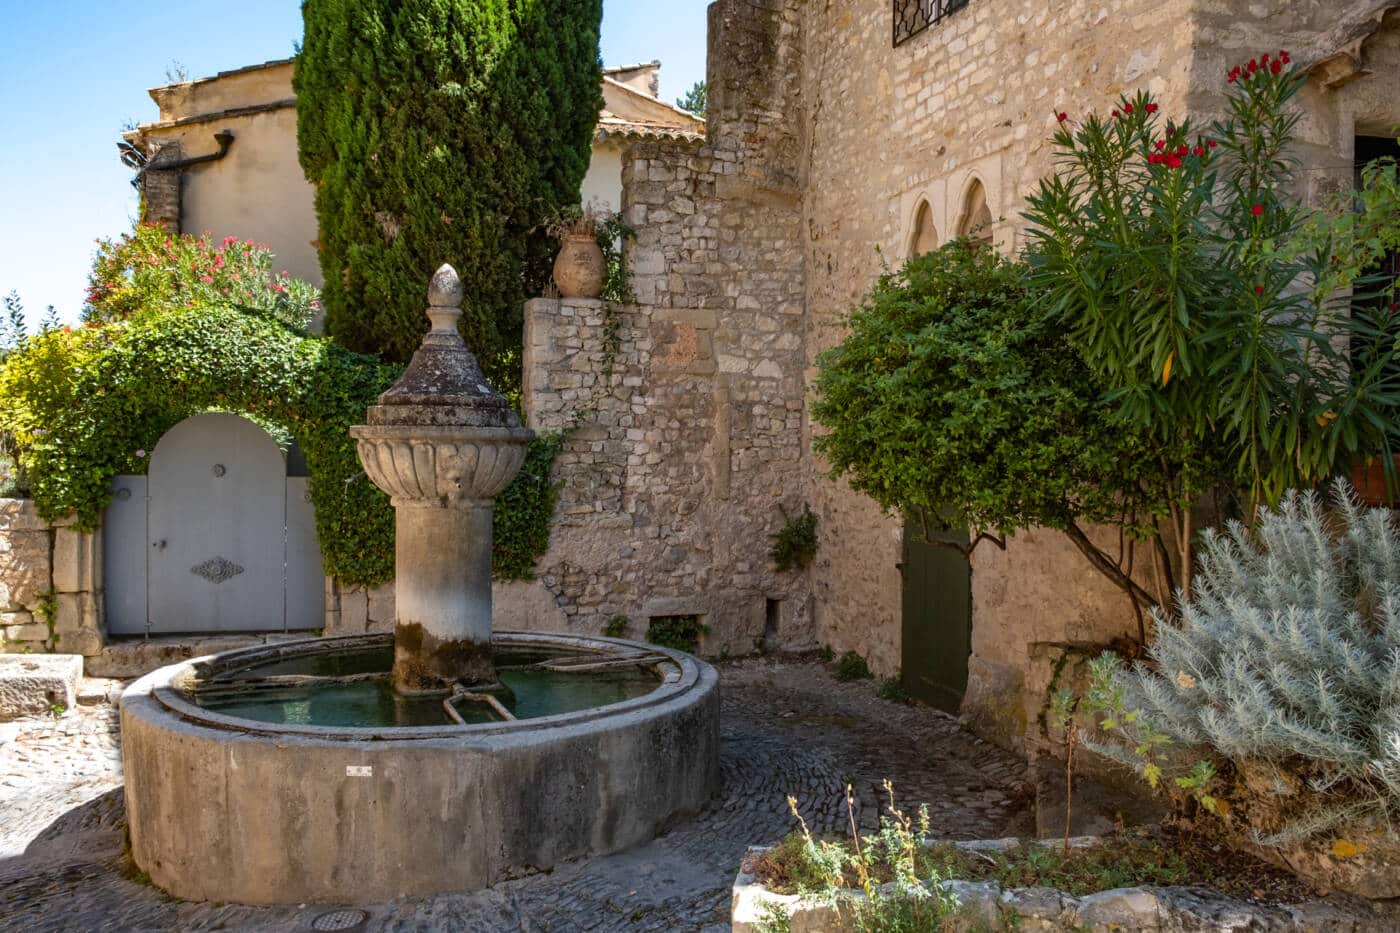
[359,265,524,429]
[428,263,464,310]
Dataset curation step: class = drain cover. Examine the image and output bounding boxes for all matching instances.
[311,909,369,932]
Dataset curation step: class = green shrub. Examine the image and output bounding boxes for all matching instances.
[812,239,1165,616]
[1025,53,1400,588]
[601,615,629,638]
[1087,481,1400,844]
[770,504,818,572]
[295,0,604,390]
[85,223,317,332]
[0,309,560,585]
[645,615,706,653]
[833,651,872,682]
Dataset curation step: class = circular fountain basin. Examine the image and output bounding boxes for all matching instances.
[120,632,720,905]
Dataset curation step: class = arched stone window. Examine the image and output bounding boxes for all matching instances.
[957,178,994,247]
[909,199,939,256]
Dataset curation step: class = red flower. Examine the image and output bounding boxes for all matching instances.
[1252,204,1264,216]
[1112,109,1120,118]
[1247,59,1259,73]
[1123,103,1134,114]
[1390,303,1399,312]
[1254,285,1265,295]
[1207,139,1218,148]
[1167,155,1183,169]
[1056,111,1068,122]
[1270,60,1282,74]
[1227,73,1237,84]
[1193,146,1205,157]
[1176,144,1189,156]
[1261,52,1270,63]
[1155,139,1166,150]
[199,275,213,284]
[1149,153,1163,165]
[1280,51,1291,64]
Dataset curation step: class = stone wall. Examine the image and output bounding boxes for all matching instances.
[490,0,815,655]
[0,500,103,658]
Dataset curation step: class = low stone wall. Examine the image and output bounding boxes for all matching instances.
[0,500,103,658]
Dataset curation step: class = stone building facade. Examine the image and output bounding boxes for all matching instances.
[796,0,1400,749]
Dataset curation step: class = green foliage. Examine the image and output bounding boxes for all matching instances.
[770,504,818,572]
[834,650,872,682]
[812,240,1162,604]
[758,784,958,933]
[645,615,706,653]
[1024,54,1400,544]
[1087,481,1400,843]
[492,430,563,580]
[0,308,561,585]
[85,223,318,332]
[601,615,629,638]
[0,291,33,497]
[817,644,835,663]
[595,212,636,305]
[965,838,1190,895]
[675,80,706,118]
[295,0,604,391]
[877,675,909,704]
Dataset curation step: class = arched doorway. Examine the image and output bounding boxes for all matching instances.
[104,413,324,635]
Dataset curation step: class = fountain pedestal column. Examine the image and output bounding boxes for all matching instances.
[351,265,533,692]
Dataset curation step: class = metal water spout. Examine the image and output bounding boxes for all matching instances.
[351,265,533,692]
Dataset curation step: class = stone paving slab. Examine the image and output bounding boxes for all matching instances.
[0,658,1030,932]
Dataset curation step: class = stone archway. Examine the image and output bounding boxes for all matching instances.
[957,178,994,246]
[909,199,939,256]
[104,412,323,635]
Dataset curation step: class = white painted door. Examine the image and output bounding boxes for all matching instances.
[146,413,288,633]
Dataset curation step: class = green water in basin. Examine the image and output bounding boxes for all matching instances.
[189,646,662,728]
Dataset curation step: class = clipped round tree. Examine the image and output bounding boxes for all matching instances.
[295,0,603,389]
[812,240,1163,619]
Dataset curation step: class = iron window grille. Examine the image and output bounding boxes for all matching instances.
[894,0,970,47]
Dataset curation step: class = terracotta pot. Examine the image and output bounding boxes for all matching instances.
[552,234,605,299]
[1349,454,1400,506]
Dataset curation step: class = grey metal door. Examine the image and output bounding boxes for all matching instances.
[146,413,289,633]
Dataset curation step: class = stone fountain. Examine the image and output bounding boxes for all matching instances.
[351,264,532,693]
[119,267,719,905]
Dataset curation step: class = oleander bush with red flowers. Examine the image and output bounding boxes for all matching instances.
[1025,51,1400,594]
[84,222,319,332]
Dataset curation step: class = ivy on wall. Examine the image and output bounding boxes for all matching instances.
[0,307,559,585]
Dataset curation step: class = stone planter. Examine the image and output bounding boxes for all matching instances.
[552,233,605,299]
[732,837,1379,931]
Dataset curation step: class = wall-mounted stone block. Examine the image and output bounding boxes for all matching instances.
[53,592,104,657]
[52,527,101,594]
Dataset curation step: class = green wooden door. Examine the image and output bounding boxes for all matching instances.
[900,520,971,713]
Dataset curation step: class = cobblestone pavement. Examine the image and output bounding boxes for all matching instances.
[0,658,1031,932]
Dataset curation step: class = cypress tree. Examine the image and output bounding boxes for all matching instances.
[295,0,603,388]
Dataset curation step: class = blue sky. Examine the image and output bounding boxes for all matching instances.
[0,0,707,325]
